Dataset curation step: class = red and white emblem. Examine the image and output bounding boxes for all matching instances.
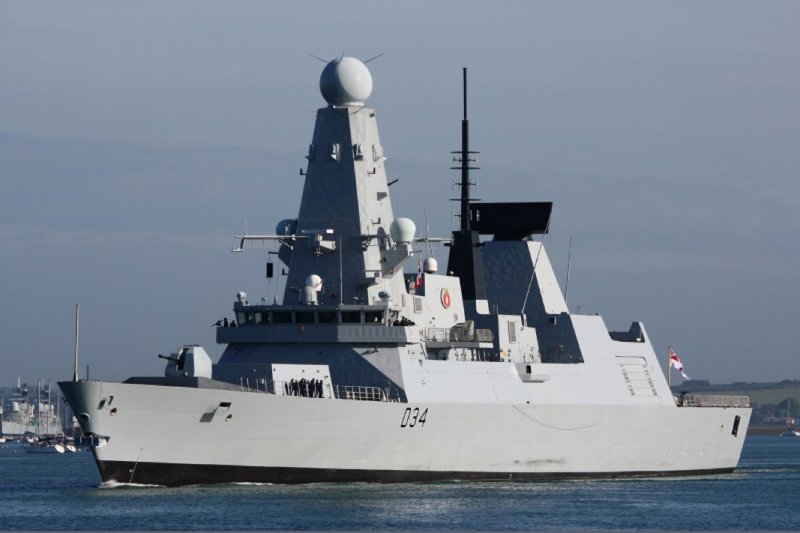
[440,288,451,309]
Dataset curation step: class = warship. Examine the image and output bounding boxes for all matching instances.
[2,378,62,438]
[60,56,751,486]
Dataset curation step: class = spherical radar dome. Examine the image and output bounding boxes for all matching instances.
[320,57,373,106]
[390,218,416,244]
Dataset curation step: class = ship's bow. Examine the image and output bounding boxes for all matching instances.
[59,380,109,441]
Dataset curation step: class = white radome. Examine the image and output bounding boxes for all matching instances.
[390,217,416,244]
[305,274,323,289]
[320,57,373,106]
[424,257,438,274]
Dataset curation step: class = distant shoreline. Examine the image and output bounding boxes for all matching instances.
[748,425,794,435]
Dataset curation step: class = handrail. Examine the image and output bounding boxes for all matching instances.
[424,327,494,343]
[237,378,400,402]
[425,328,450,342]
[678,394,750,408]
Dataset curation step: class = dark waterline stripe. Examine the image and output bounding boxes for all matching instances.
[97,459,735,487]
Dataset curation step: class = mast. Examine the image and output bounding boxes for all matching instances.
[72,303,80,382]
[47,380,52,436]
[36,379,41,438]
[446,67,487,304]
[459,68,472,233]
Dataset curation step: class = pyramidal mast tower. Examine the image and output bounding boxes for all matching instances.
[279,57,410,305]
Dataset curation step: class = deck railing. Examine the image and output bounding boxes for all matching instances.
[237,378,400,402]
[335,385,388,402]
[679,394,750,408]
[425,328,451,342]
[424,327,494,343]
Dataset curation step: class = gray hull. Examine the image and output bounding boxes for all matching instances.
[61,380,749,486]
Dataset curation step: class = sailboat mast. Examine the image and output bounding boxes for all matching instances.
[72,303,79,382]
[47,380,52,436]
[37,379,41,437]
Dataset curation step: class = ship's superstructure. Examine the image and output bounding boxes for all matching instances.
[2,378,62,438]
[60,57,750,486]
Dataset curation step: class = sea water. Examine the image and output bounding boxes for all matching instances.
[1,435,798,530]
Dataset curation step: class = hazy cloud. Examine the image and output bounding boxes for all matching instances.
[1,1,798,384]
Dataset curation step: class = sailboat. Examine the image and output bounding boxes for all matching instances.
[780,398,800,437]
[24,440,65,454]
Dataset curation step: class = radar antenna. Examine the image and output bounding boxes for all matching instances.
[307,53,329,64]
[363,53,384,64]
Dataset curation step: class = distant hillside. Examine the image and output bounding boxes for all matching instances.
[672,379,800,428]
[672,379,800,405]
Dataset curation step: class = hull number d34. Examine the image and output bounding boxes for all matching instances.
[400,407,428,428]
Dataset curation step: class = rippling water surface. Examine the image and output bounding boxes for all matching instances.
[1,435,798,530]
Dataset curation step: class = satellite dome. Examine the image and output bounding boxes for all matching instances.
[305,274,323,289]
[302,276,321,305]
[423,257,438,274]
[390,217,416,244]
[320,57,373,106]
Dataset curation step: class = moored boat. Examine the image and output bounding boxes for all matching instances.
[24,440,65,454]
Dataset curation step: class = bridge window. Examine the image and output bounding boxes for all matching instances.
[236,312,253,325]
[364,311,385,324]
[318,310,337,323]
[272,311,292,324]
[295,311,315,324]
[341,311,361,324]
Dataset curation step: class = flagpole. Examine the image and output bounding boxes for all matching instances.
[667,345,672,390]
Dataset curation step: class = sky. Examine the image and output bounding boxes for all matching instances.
[1,1,798,386]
